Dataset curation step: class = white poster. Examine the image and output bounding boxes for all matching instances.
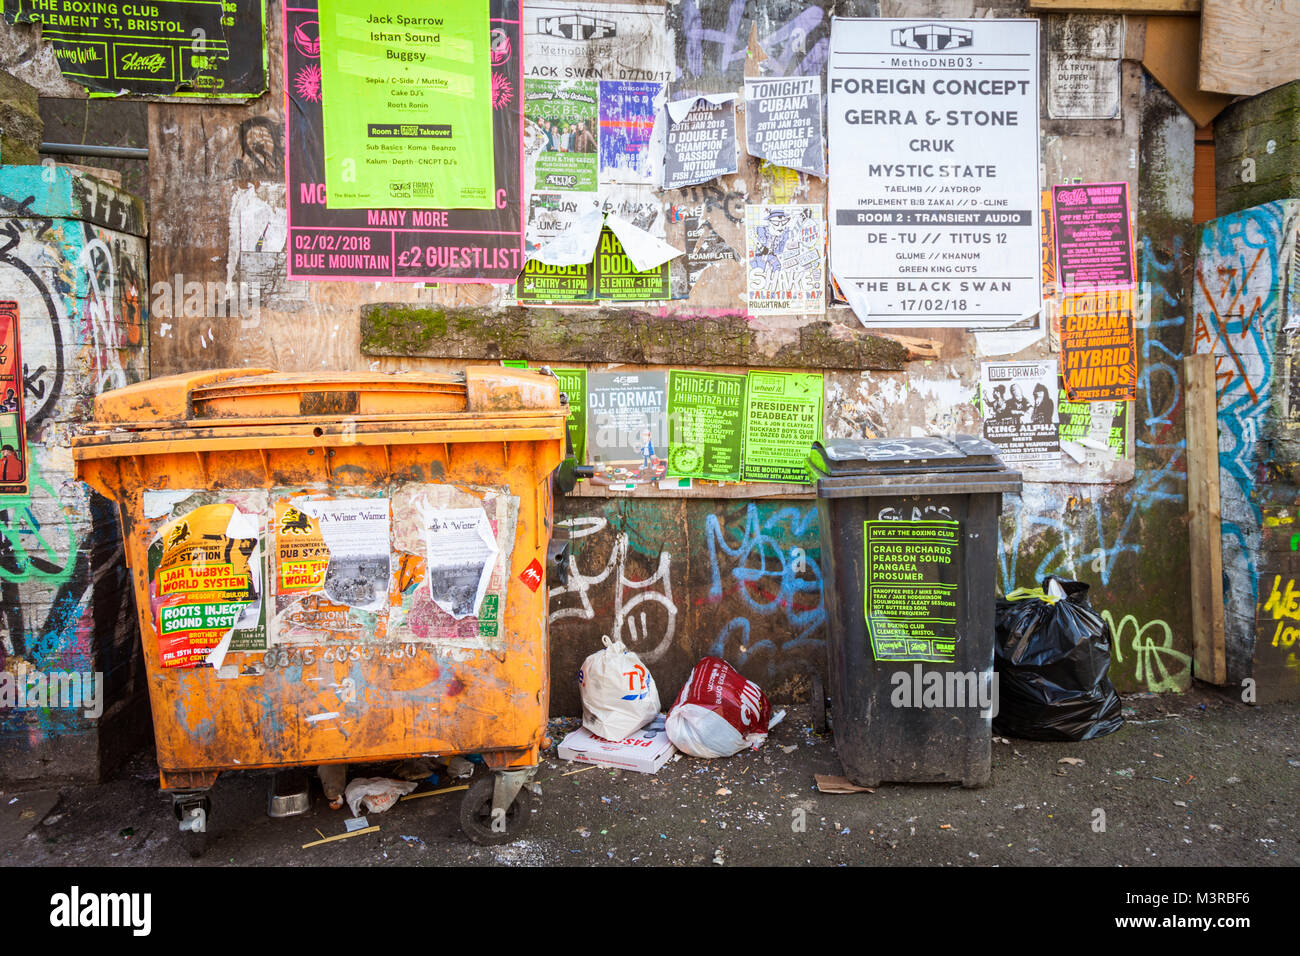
[423,508,500,620]
[827,18,1041,328]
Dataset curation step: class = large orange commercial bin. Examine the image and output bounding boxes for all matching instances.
[73,367,566,849]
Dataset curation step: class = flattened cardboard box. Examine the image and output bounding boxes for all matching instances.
[558,716,675,774]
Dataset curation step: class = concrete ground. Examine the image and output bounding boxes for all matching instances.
[2,684,1296,867]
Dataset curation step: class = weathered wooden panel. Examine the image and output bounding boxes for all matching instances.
[1140,14,1234,127]
[1198,0,1300,97]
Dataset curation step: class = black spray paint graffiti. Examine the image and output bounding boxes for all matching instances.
[235,116,286,182]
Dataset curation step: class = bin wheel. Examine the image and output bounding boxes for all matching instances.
[459,774,534,846]
[173,794,211,859]
[810,673,828,735]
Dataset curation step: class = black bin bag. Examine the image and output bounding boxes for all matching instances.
[993,576,1123,741]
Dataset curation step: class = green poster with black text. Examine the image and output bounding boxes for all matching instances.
[741,372,823,483]
[319,0,495,209]
[667,371,744,480]
[554,368,588,463]
[863,520,960,664]
[595,228,670,301]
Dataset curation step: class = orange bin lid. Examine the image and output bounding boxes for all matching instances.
[88,367,562,429]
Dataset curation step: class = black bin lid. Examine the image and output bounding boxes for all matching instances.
[811,435,1005,476]
[810,435,1023,499]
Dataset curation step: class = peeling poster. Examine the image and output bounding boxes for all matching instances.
[744,75,824,177]
[146,497,268,668]
[980,360,1060,467]
[3,0,267,98]
[663,96,737,190]
[422,508,499,620]
[0,301,28,496]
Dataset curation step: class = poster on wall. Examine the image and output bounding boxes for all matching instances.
[271,495,392,644]
[1058,392,1127,465]
[515,257,594,302]
[146,498,268,668]
[0,301,27,497]
[1051,181,1135,291]
[1045,14,1123,121]
[285,0,524,282]
[663,95,738,190]
[524,77,600,192]
[554,368,588,462]
[742,371,824,483]
[666,370,745,481]
[594,227,670,300]
[743,75,825,177]
[980,360,1060,467]
[599,80,663,184]
[863,520,961,664]
[318,0,496,210]
[827,17,1041,328]
[587,370,668,483]
[3,0,267,97]
[1058,300,1137,402]
[744,204,825,315]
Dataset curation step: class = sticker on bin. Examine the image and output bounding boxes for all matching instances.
[558,715,676,774]
[519,558,544,592]
[146,496,268,668]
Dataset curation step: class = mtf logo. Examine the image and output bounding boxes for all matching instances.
[537,14,615,40]
[891,24,973,50]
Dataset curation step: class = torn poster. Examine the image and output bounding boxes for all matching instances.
[1052,182,1135,291]
[663,94,738,190]
[523,1,671,83]
[285,0,524,282]
[599,80,664,184]
[524,190,602,256]
[744,204,825,315]
[0,301,28,496]
[741,372,824,484]
[525,77,600,192]
[666,370,745,481]
[981,361,1060,467]
[388,484,517,647]
[271,495,392,645]
[516,258,595,302]
[3,0,267,98]
[594,227,671,300]
[146,496,268,668]
[587,370,668,484]
[1059,394,1127,465]
[422,508,500,620]
[827,17,1041,328]
[684,215,738,286]
[744,75,825,177]
[605,213,682,272]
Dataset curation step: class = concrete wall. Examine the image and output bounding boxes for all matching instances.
[0,165,151,783]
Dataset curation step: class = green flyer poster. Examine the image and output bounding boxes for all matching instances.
[554,369,588,463]
[516,258,595,302]
[1057,388,1129,461]
[667,371,745,480]
[741,371,824,483]
[525,77,599,192]
[863,520,960,664]
[319,0,495,209]
[595,228,671,301]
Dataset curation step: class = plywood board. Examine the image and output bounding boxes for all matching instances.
[1184,352,1227,684]
[1199,0,1300,96]
[1143,15,1235,126]
[1028,0,1200,12]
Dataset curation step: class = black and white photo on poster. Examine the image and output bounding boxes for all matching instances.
[981,360,1060,467]
[423,508,500,620]
[744,75,825,177]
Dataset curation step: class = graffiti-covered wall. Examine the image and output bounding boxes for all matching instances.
[0,165,151,782]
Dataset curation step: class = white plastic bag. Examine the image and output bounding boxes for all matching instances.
[666,657,784,758]
[343,777,417,816]
[579,636,661,741]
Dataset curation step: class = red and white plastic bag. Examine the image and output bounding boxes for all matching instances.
[666,657,782,758]
[579,636,661,741]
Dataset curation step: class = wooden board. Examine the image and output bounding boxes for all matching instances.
[1142,15,1235,127]
[1184,352,1227,684]
[1199,0,1300,96]
[1028,0,1200,12]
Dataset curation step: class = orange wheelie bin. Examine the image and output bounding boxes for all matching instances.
[73,367,566,851]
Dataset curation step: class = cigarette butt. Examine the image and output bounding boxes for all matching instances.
[301,826,379,848]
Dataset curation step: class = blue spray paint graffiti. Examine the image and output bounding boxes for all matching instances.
[1192,200,1300,673]
[705,503,825,675]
